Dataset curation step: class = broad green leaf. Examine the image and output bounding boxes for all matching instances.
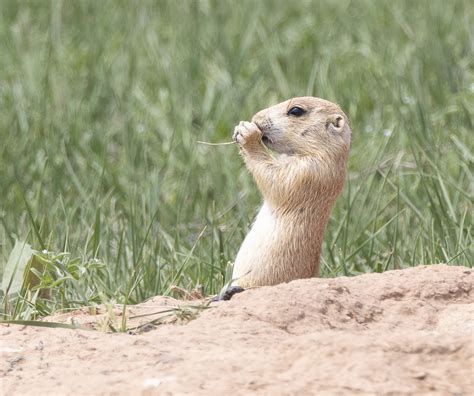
[2,240,33,295]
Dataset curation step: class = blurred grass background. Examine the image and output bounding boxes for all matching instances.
[0,0,472,319]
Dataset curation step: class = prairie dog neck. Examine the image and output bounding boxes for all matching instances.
[231,97,351,288]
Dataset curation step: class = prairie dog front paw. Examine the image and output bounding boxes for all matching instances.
[232,121,262,147]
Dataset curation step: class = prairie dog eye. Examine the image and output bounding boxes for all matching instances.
[287,106,306,117]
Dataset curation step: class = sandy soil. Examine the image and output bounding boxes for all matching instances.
[1,264,472,395]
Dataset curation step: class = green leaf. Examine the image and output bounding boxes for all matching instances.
[0,319,89,330]
[2,240,33,295]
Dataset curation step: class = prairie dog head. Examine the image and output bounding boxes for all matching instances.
[252,96,351,159]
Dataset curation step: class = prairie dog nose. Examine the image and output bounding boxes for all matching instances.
[251,110,267,129]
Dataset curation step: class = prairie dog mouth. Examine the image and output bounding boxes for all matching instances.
[261,133,273,145]
[254,120,275,147]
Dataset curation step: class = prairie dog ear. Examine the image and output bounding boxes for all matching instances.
[327,114,345,133]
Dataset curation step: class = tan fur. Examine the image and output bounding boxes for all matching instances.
[232,97,351,288]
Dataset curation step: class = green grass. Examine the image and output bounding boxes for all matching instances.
[0,0,472,320]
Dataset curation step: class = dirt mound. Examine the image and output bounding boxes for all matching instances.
[1,265,472,395]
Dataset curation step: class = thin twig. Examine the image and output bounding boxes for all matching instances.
[197,141,235,146]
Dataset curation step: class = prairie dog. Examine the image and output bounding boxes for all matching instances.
[232,97,351,288]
